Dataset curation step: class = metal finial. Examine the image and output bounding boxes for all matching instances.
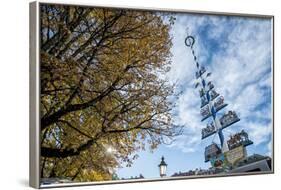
[159,156,167,166]
[185,35,195,47]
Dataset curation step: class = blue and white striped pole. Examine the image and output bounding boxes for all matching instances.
[185,35,228,152]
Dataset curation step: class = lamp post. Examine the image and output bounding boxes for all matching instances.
[158,156,167,177]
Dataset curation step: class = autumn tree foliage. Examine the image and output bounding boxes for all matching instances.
[40,4,181,181]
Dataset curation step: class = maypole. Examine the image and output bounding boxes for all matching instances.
[185,35,253,170]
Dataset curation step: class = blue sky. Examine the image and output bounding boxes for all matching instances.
[117,13,273,179]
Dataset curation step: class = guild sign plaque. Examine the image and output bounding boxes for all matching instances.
[225,146,246,165]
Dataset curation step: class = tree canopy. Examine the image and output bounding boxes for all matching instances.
[40,4,182,182]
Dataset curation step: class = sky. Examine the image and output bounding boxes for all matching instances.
[117,13,273,179]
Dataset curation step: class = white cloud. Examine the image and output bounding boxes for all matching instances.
[266,140,272,157]
[247,121,271,145]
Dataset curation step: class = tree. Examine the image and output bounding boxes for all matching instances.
[40,3,182,181]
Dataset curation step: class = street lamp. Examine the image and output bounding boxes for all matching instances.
[158,156,167,177]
